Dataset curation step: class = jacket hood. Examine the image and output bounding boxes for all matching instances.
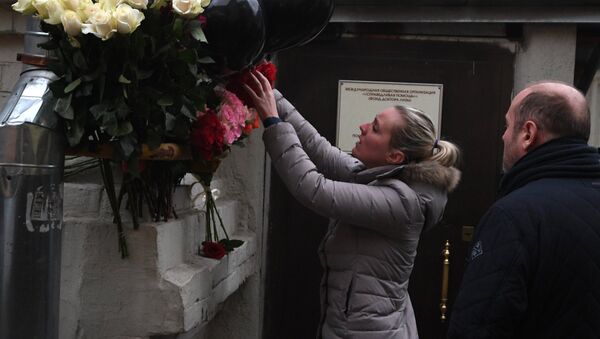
[398,161,461,192]
[355,161,461,192]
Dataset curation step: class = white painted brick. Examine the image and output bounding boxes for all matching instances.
[0,62,22,92]
[0,34,23,62]
[13,13,26,34]
[0,8,14,33]
[63,183,104,217]
[156,219,187,273]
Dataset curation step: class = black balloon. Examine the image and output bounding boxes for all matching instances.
[203,0,265,71]
[260,0,334,54]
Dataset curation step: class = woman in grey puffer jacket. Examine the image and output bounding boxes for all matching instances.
[246,72,461,338]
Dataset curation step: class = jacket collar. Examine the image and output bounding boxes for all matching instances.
[499,137,600,197]
[354,161,461,192]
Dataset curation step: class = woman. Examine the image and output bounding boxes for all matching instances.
[246,72,461,339]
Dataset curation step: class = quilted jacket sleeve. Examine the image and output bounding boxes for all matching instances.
[447,205,534,339]
[263,122,424,239]
[273,89,363,181]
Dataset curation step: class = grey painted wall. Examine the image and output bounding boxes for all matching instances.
[513,24,577,92]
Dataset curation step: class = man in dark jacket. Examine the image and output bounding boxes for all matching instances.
[448,81,600,338]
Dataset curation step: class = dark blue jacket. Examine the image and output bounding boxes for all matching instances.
[448,138,600,338]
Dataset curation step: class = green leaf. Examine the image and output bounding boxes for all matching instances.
[136,68,154,80]
[165,112,176,131]
[48,80,66,97]
[114,121,133,136]
[80,83,94,97]
[64,78,81,93]
[157,96,174,107]
[72,50,88,70]
[116,101,129,119]
[145,129,162,150]
[37,40,59,51]
[90,103,109,120]
[178,49,196,64]
[219,239,244,251]
[188,21,207,42]
[81,67,101,82]
[118,135,136,158]
[47,62,66,77]
[118,74,131,84]
[54,94,74,119]
[66,119,85,147]
[173,18,183,38]
[167,114,190,139]
[53,93,71,113]
[180,104,195,120]
[198,56,215,64]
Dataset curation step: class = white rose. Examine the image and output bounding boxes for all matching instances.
[32,0,49,19]
[190,0,206,16]
[44,0,65,24]
[12,0,36,15]
[80,2,101,21]
[172,0,193,17]
[81,8,116,40]
[114,4,144,34]
[125,0,146,10]
[61,10,82,36]
[98,0,123,11]
[62,0,78,11]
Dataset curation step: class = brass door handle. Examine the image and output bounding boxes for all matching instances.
[440,240,450,322]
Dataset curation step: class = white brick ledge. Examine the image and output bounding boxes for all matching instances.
[60,182,256,339]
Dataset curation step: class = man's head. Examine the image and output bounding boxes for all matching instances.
[502,81,591,171]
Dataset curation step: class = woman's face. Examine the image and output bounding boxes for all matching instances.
[351,107,404,168]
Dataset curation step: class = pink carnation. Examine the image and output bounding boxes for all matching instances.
[216,88,249,145]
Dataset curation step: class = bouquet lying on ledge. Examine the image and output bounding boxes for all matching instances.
[11,0,281,259]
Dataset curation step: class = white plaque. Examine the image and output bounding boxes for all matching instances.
[336,80,443,152]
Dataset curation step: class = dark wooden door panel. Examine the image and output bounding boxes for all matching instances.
[264,36,513,339]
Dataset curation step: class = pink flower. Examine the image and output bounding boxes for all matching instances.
[216,88,249,145]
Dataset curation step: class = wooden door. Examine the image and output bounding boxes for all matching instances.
[263,35,514,339]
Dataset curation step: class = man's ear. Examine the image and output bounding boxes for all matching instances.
[522,120,540,151]
[386,149,406,165]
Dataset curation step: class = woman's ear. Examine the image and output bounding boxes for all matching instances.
[386,149,405,165]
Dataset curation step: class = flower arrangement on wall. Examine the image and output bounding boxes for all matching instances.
[12,0,333,258]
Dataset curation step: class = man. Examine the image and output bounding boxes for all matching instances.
[448,81,600,338]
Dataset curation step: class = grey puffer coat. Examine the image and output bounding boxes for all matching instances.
[264,91,461,339]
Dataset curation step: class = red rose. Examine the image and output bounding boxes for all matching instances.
[202,241,226,259]
[190,109,226,160]
[226,61,277,108]
[254,61,277,86]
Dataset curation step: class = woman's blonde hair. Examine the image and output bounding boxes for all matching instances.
[390,106,460,167]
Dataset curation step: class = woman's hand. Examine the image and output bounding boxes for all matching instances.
[244,71,279,122]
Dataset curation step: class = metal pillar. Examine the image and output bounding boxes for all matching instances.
[0,18,63,339]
